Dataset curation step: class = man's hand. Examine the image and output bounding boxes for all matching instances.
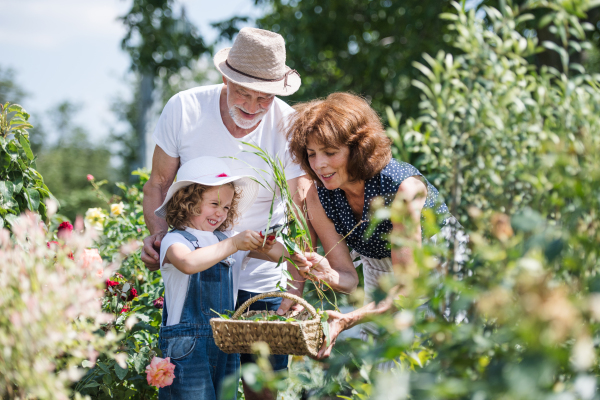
[141,232,166,271]
[315,310,347,359]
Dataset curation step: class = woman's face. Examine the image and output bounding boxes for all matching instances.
[306,136,351,190]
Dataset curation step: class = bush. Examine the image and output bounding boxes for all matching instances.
[74,170,164,399]
[0,212,119,399]
[235,2,600,399]
[0,103,53,230]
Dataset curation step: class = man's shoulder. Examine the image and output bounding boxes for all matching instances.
[170,84,222,105]
[272,96,294,116]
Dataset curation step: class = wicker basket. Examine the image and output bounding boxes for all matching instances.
[210,292,323,357]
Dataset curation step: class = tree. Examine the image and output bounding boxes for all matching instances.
[35,102,116,221]
[120,0,211,169]
[0,66,27,105]
[245,0,456,119]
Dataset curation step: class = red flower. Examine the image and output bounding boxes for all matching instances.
[105,279,119,289]
[127,288,138,301]
[57,221,73,239]
[120,306,130,314]
[87,174,94,181]
[47,241,59,248]
[153,297,164,310]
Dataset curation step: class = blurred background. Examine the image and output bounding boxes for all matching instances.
[2,0,600,220]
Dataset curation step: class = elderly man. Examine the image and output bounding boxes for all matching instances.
[141,28,307,399]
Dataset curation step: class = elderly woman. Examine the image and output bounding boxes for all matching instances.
[280,92,449,358]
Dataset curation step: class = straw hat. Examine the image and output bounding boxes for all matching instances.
[214,27,301,96]
[155,156,259,219]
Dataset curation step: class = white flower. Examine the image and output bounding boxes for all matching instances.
[84,208,106,230]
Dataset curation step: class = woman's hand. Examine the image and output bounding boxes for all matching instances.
[293,252,335,282]
[316,310,347,359]
[231,230,263,251]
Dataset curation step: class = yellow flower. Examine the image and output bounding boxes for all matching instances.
[110,202,125,216]
[85,208,106,230]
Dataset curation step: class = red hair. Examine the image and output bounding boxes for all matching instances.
[286,92,391,184]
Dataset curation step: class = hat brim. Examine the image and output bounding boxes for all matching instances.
[154,175,259,220]
[214,47,301,96]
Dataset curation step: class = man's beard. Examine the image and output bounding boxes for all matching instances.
[228,105,266,130]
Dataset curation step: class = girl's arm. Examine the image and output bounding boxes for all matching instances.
[166,230,264,275]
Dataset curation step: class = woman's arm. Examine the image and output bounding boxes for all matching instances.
[166,230,263,275]
[316,177,427,359]
[297,185,359,294]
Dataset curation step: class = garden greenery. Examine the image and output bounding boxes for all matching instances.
[3,0,600,399]
[0,103,52,231]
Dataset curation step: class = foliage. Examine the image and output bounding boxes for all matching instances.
[245,0,455,120]
[34,101,117,221]
[0,66,27,105]
[120,0,210,78]
[0,102,53,231]
[233,1,600,399]
[74,170,165,399]
[0,211,119,399]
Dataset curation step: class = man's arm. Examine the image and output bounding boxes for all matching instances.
[141,145,180,269]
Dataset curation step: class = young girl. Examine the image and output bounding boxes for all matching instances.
[153,156,287,400]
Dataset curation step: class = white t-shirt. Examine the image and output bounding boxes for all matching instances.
[159,227,249,326]
[153,84,304,293]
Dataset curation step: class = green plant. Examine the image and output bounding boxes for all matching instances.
[74,170,163,399]
[0,212,120,399]
[0,103,53,230]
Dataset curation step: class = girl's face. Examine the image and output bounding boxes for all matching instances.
[306,136,351,191]
[188,185,235,232]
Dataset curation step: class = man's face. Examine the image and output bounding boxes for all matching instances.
[225,78,275,129]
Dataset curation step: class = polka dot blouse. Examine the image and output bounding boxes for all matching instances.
[317,159,449,259]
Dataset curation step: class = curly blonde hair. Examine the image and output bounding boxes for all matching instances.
[165,183,241,231]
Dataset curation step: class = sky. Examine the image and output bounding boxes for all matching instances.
[0,0,262,143]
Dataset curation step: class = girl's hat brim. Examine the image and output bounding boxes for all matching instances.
[154,175,259,219]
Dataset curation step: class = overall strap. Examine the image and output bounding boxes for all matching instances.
[170,229,200,249]
[212,230,228,242]
[212,230,235,268]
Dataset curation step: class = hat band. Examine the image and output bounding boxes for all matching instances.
[225,59,300,90]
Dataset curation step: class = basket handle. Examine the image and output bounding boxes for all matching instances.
[232,291,319,320]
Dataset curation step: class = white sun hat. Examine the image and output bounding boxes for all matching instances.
[154,156,259,219]
[213,27,301,96]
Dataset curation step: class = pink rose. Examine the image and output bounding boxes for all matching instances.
[145,356,176,388]
[87,174,94,181]
[79,248,102,269]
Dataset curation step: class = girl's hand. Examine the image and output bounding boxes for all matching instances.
[255,236,277,254]
[232,230,263,251]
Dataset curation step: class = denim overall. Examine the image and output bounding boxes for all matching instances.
[158,229,239,400]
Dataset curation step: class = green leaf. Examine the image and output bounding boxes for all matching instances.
[97,362,111,375]
[114,362,128,381]
[18,136,33,160]
[25,188,40,211]
[102,373,112,385]
[320,312,331,347]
